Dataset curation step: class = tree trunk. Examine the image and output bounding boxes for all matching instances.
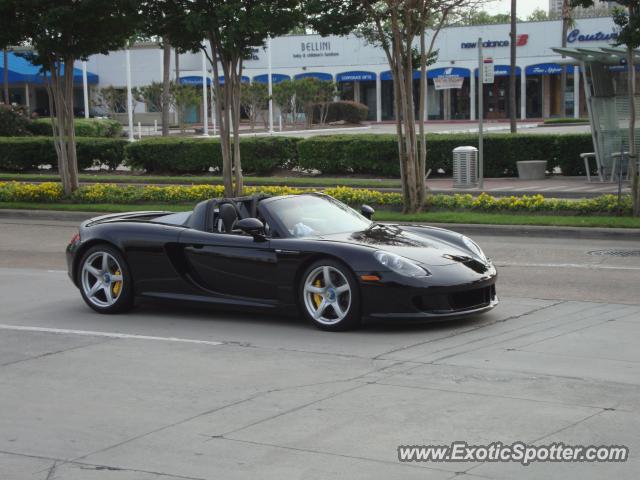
[418,25,427,206]
[628,47,639,216]
[174,49,181,129]
[560,0,570,118]
[3,48,8,104]
[48,57,79,195]
[509,0,517,133]
[161,41,171,136]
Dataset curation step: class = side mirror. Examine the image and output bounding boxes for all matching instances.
[361,204,375,220]
[236,217,266,241]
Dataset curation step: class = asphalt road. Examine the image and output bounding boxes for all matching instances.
[1,217,639,479]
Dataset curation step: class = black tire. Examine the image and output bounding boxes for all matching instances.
[77,244,134,314]
[298,259,361,331]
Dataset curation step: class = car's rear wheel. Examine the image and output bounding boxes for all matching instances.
[78,244,133,314]
[300,259,361,331]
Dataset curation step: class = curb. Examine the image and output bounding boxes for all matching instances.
[1,208,638,241]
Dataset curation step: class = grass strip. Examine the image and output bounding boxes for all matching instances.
[2,201,639,228]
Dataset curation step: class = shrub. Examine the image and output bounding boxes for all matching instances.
[0,181,632,215]
[325,101,369,124]
[0,136,127,171]
[298,133,594,177]
[27,118,123,138]
[124,136,300,174]
[0,105,32,136]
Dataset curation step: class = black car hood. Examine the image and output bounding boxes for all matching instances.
[316,224,477,266]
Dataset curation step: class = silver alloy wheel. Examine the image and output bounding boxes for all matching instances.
[81,251,124,308]
[303,265,352,325]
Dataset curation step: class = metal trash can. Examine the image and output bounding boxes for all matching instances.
[452,146,478,188]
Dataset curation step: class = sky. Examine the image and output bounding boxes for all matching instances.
[484,0,548,17]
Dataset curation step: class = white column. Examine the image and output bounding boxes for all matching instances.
[376,74,382,122]
[82,61,89,119]
[573,65,580,118]
[125,49,134,142]
[469,68,476,120]
[267,36,273,133]
[424,70,429,121]
[470,72,476,120]
[24,83,30,112]
[520,69,526,120]
[201,50,208,136]
[354,80,360,103]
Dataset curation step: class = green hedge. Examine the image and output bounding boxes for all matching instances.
[0,132,594,177]
[297,133,594,177]
[0,137,127,172]
[27,119,123,138]
[125,136,300,174]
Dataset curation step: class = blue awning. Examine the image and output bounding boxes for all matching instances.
[380,70,426,81]
[474,65,521,77]
[294,72,333,81]
[428,67,470,79]
[252,73,291,84]
[0,51,99,85]
[218,75,250,85]
[336,71,376,82]
[525,63,564,76]
[180,76,211,86]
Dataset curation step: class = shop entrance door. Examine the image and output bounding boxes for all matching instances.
[484,77,508,119]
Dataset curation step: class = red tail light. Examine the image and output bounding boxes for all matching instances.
[69,232,80,244]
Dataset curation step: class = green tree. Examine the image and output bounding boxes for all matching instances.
[527,8,550,21]
[94,86,128,117]
[307,0,473,213]
[572,0,640,215]
[273,80,298,126]
[293,78,336,128]
[240,82,268,131]
[155,0,303,197]
[457,9,518,25]
[4,0,141,195]
[0,2,25,105]
[170,83,200,133]
[134,82,164,114]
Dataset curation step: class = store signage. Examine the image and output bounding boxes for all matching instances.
[567,29,617,43]
[434,68,465,90]
[482,58,494,84]
[179,76,210,86]
[461,34,528,49]
[336,71,376,82]
[293,41,339,59]
[525,63,563,75]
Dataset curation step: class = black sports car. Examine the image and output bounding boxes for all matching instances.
[66,193,498,330]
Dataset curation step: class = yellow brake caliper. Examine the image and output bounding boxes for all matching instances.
[313,279,323,308]
[112,269,122,297]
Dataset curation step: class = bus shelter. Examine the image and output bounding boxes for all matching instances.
[553,46,640,181]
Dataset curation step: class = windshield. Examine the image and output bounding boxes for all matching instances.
[269,195,372,237]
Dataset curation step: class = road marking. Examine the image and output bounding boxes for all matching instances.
[496,262,640,271]
[0,324,223,346]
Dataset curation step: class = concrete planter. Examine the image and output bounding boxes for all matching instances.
[517,160,547,180]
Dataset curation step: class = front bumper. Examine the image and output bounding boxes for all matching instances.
[358,262,498,322]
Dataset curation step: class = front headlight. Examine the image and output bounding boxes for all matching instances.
[462,236,488,261]
[373,251,430,277]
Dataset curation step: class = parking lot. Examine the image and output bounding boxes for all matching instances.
[1,215,639,479]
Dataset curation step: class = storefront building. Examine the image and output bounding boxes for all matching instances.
[1,16,620,123]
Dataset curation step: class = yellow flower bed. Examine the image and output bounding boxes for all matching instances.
[0,181,633,215]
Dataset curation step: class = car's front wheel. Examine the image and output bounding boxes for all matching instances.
[299,259,361,331]
[78,244,133,314]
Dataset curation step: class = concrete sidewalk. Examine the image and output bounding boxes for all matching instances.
[425,176,630,198]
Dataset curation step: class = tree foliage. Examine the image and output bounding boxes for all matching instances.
[4,0,141,194]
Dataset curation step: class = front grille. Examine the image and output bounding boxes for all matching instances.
[414,285,495,313]
[450,285,494,310]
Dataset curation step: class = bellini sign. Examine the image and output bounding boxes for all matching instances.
[566,29,618,43]
[293,41,339,59]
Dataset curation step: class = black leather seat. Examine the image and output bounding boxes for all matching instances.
[218,203,239,233]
